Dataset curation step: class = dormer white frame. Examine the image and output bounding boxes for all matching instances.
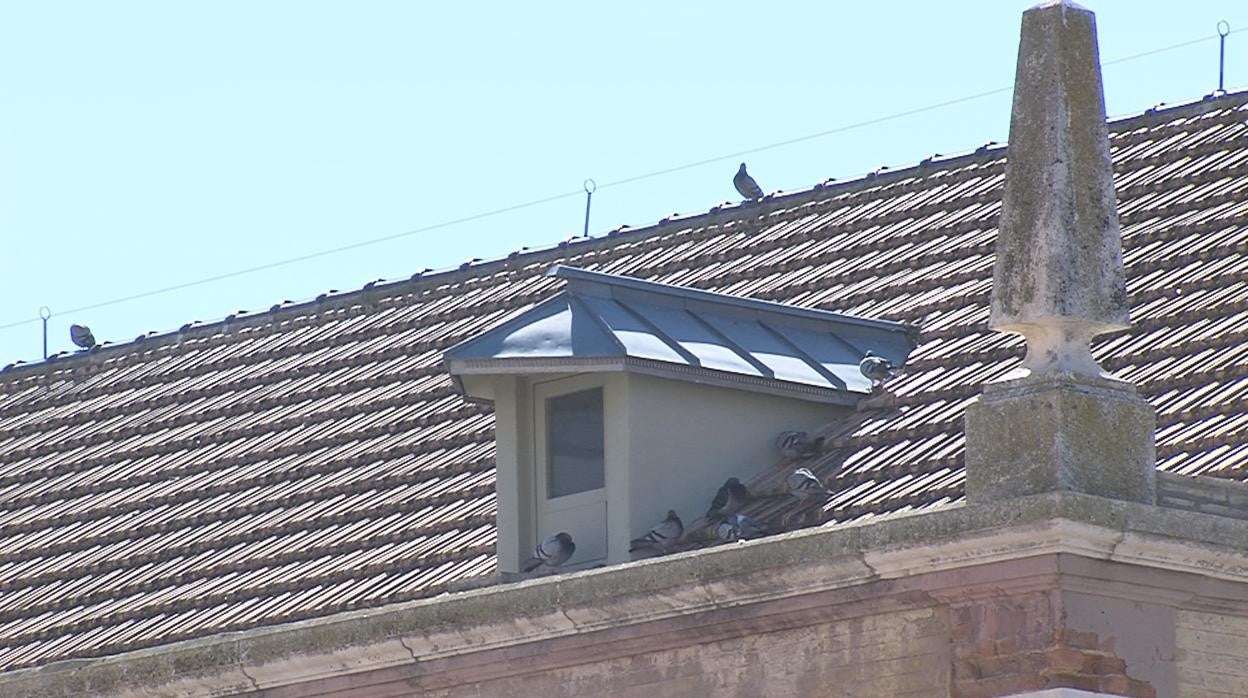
[531,374,611,568]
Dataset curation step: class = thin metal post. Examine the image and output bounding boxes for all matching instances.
[1218,21,1231,96]
[582,179,596,238]
[39,307,51,360]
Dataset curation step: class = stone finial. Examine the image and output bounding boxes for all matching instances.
[989,0,1128,377]
[967,1,1156,507]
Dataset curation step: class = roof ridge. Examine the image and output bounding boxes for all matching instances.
[5,89,1248,387]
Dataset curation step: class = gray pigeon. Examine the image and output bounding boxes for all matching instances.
[521,532,575,572]
[706,477,750,521]
[69,324,96,350]
[630,509,684,553]
[859,351,896,390]
[733,163,764,201]
[716,513,768,542]
[775,431,825,459]
[787,467,832,501]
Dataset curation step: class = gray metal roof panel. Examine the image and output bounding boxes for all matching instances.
[445,265,915,397]
[698,314,826,387]
[446,295,620,361]
[577,295,689,364]
[548,265,912,333]
[621,301,764,377]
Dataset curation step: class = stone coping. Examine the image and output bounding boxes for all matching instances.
[5,491,1248,697]
[980,371,1138,399]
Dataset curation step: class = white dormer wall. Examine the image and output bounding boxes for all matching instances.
[479,371,844,573]
[617,373,840,563]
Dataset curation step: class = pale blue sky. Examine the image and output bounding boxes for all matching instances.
[1,1,1244,363]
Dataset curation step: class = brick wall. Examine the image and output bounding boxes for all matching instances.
[950,592,1155,698]
[422,607,950,697]
[413,592,1183,697]
[1176,610,1248,696]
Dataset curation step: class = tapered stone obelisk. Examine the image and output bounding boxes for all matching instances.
[964,0,1156,504]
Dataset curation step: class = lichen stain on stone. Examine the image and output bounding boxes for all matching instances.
[988,1,1129,379]
[965,377,1156,503]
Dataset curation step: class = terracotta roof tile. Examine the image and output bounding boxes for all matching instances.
[4,92,1248,671]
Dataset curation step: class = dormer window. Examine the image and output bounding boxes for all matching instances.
[444,265,914,574]
[546,387,605,497]
[532,376,609,567]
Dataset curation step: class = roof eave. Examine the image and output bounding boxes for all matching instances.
[446,356,865,406]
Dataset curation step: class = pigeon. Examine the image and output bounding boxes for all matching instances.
[716,513,768,542]
[787,467,832,501]
[521,532,576,572]
[706,477,750,522]
[733,163,764,201]
[859,351,896,390]
[69,324,96,350]
[775,431,825,459]
[630,510,684,553]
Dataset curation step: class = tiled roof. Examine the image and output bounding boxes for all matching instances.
[445,265,915,402]
[3,91,1248,673]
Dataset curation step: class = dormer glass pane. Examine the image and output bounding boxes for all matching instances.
[547,388,605,498]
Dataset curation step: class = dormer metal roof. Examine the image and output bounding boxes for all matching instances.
[444,265,916,405]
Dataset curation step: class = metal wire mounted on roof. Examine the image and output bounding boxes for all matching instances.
[38,307,50,360]
[1216,21,1231,97]
[582,179,596,238]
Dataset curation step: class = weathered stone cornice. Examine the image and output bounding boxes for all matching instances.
[4,490,1248,697]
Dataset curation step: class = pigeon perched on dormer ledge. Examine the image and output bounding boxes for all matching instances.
[630,510,684,554]
[859,351,896,391]
[716,513,768,542]
[787,467,832,501]
[776,431,825,459]
[521,532,575,572]
[706,477,750,522]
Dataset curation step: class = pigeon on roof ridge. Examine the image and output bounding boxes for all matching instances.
[733,163,764,201]
[69,324,96,350]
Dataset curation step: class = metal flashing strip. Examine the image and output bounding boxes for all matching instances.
[445,356,860,406]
